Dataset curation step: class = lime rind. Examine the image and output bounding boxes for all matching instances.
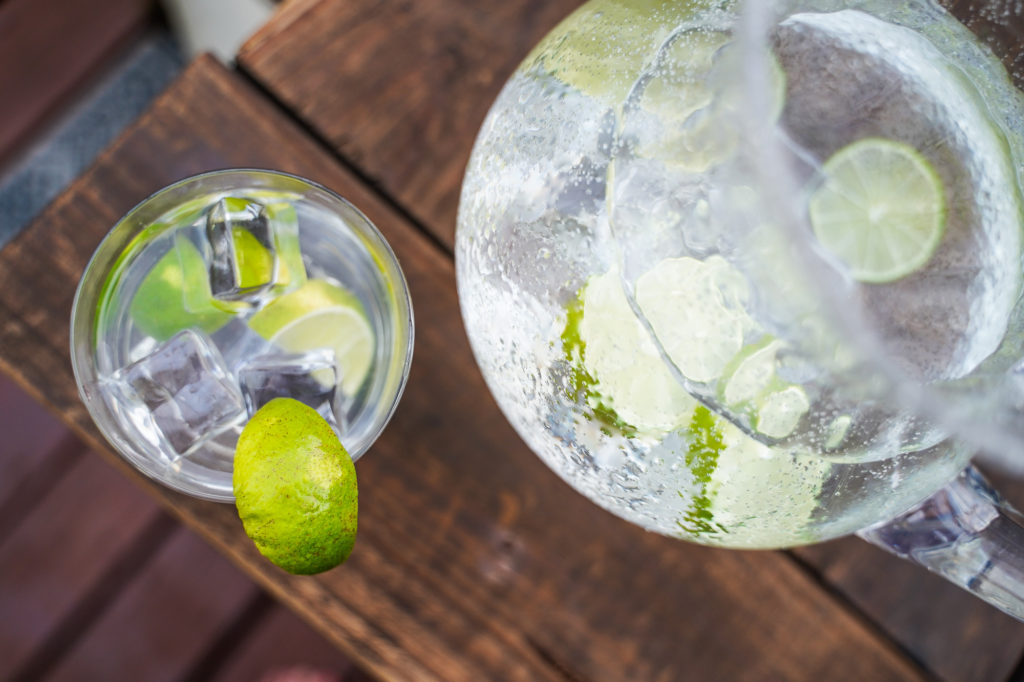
[233,397,357,575]
[809,137,947,284]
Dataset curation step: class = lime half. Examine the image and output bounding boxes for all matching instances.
[809,138,946,283]
[249,280,375,395]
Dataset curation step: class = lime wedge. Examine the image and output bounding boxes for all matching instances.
[634,256,748,383]
[809,138,946,283]
[526,0,700,108]
[249,280,375,395]
[231,227,275,289]
[574,267,694,434]
[130,239,231,341]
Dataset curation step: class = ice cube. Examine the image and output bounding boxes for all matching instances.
[209,317,279,374]
[113,329,246,457]
[204,196,307,309]
[238,349,343,434]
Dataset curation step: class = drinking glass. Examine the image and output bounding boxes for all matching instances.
[455,0,1024,618]
[72,169,414,501]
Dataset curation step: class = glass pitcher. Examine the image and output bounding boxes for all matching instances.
[455,0,1024,618]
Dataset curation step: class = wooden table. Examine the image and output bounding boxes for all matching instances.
[3,0,1024,679]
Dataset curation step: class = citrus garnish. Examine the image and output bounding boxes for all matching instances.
[572,267,694,434]
[636,33,788,173]
[809,138,946,283]
[248,279,375,395]
[231,227,275,289]
[562,264,829,544]
[634,256,748,384]
[234,398,357,575]
[130,239,231,341]
[525,0,698,108]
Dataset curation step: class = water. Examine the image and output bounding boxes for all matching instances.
[455,0,1024,547]
[80,174,412,500]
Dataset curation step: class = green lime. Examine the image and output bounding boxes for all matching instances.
[248,280,375,395]
[232,227,275,289]
[526,0,701,108]
[233,398,357,575]
[574,267,694,434]
[809,138,946,283]
[130,239,231,341]
[634,256,748,384]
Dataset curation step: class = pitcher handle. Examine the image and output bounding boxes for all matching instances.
[858,465,1024,621]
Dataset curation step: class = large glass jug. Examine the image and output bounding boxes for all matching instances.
[455,0,1024,618]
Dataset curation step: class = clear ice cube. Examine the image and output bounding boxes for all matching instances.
[210,317,279,374]
[204,196,307,309]
[238,349,342,434]
[113,329,246,457]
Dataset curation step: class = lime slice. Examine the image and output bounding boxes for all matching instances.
[130,239,231,341]
[249,280,375,395]
[634,256,748,384]
[573,267,694,434]
[809,138,946,283]
[232,227,275,289]
[234,397,357,575]
[526,0,700,108]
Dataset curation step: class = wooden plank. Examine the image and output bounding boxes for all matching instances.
[44,527,260,682]
[0,452,165,678]
[795,469,1024,682]
[0,0,154,168]
[797,537,1024,682]
[0,373,82,541]
[238,0,583,248]
[0,56,925,681]
[211,603,360,682]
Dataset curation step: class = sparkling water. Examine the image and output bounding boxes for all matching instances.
[78,173,412,500]
[456,0,1024,547]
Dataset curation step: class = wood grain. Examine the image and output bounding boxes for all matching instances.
[211,603,361,681]
[0,453,163,678]
[796,535,1024,682]
[0,373,81,540]
[0,0,153,169]
[0,56,925,681]
[45,527,259,682]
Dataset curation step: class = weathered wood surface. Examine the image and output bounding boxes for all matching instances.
[0,56,929,680]
[238,1,1024,679]
[0,449,166,679]
[44,527,259,682]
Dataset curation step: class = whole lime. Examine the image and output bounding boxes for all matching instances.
[233,398,358,574]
